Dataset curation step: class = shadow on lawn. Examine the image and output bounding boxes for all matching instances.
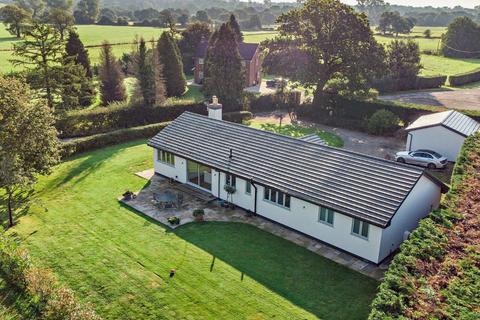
[174,221,378,320]
[46,140,145,190]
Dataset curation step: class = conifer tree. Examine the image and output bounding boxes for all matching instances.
[157,32,186,97]
[135,37,166,106]
[65,30,93,78]
[228,14,243,42]
[203,23,244,110]
[98,41,126,105]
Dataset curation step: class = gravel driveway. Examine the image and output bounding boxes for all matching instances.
[253,112,406,158]
[379,87,480,111]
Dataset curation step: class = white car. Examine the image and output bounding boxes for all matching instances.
[395,149,447,169]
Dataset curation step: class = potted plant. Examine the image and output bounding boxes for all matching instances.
[223,185,236,208]
[122,190,136,201]
[193,209,205,222]
[167,216,180,225]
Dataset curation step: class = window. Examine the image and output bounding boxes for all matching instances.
[198,58,204,64]
[225,174,236,187]
[264,187,290,209]
[245,181,251,194]
[157,149,174,166]
[318,207,334,226]
[352,218,369,239]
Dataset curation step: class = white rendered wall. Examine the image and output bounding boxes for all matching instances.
[407,126,465,161]
[153,150,187,183]
[378,175,441,262]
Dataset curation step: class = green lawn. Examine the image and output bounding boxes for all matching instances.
[247,118,344,148]
[4,141,377,319]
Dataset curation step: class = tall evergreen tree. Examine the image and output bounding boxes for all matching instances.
[65,30,92,78]
[98,41,126,105]
[227,14,243,42]
[11,22,64,109]
[203,23,244,110]
[157,32,186,97]
[135,37,166,106]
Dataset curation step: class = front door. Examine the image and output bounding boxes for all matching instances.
[187,160,212,191]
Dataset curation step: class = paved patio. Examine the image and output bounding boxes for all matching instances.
[121,172,389,280]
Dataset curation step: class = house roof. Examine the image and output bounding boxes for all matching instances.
[298,134,326,145]
[195,41,258,61]
[148,112,447,228]
[406,110,480,137]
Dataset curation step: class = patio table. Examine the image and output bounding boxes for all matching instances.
[153,191,178,209]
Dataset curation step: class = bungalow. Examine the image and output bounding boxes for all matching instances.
[148,98,448,264]
[193,41,261,87]
[406,110,480,161]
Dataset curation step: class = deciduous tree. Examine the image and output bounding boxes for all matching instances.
[269,0,385,101]
[0,77,59,228]
[0,4,31,38]
[203,23,244,109]
[73,0,99,24]
[178,22,212,73]
[442,16,480,58]
[14,0,45,18]
[157,32,186,97]
[45,8,74,40]
[98,41,126,104]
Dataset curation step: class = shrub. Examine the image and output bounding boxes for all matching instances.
[223,111,252,123]
[61,122,169,158]
[373,75,447,93]
[167,216,180,225]
[192,209,205,217]
[367,109,400,135]
[449,68,480,86]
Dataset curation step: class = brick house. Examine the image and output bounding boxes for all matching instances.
[193,41,262,87]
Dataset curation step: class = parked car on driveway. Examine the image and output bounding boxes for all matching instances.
[395,149,448,169]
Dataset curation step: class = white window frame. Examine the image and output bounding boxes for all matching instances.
[263,187,291,209]
[318,207,334,227]
[351,218,369,240]
[225,174,236,187]
[157,149,174,166]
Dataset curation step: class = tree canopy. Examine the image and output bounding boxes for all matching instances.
[442,16,480,58]
[0,4,31,38]
[0,77,59,227]
[267,0,385,100]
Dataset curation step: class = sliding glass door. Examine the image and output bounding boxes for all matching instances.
[187,160,212,191]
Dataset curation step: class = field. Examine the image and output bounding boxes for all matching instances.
[3,141,378,319]
[0,24,478,79]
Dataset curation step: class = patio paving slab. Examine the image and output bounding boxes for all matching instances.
[123,172,389,280]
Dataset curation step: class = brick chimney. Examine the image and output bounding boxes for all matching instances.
[207,96,222,120]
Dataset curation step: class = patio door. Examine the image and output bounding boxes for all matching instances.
[187,160,212,191]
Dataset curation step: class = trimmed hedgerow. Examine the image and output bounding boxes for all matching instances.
[297,95,480,133]
[61,111,252,158]
[369,133,480,319]
[449,68,480,87]
[374,75,447,93]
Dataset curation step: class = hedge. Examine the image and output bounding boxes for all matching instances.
[296,95,480,132]
[373,75,447,93]
[61,111,252,158]
[57,102,207,138]
[449,68,480,86]
[0,234,101,319]
[369,133,480,319]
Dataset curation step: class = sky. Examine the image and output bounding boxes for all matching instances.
[341,1,479,8]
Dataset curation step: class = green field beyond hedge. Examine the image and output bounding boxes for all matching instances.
[4,141,378,319]
[0,25,479,77]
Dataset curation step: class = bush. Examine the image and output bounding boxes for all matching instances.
[223,111,252,123]
[62,122,169,158]
[167,216,180,225]
[449,68,480,86]
[192,209,205,217]
[0,234,101,319]
[367,109,400,135]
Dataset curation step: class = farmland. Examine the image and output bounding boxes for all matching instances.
[0,25,479,77]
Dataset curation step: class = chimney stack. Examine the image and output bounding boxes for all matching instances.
[207,96,222,120]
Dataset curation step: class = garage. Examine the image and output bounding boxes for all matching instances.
[405,110,479,161]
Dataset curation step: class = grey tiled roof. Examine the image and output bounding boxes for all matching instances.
[406,110,480,137]
[195,41,258,60]
[148,112,444,228]
[299,134,326,145]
